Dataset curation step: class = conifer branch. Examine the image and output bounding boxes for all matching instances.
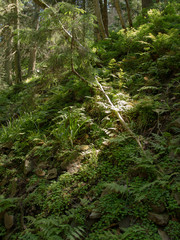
[33,0,87,51]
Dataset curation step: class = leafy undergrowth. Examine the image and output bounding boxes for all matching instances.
[0,2,180,239]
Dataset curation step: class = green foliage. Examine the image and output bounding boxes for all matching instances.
[51,106,92,147]
[19,214,85,240]
[165,220,180,240]
[120,223,161,240]
[0,195,17,213]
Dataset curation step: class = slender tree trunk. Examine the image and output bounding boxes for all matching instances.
[13,0,22,83]
[93,0,107,39]
[113,0,126,30]
[125,0,133,27]
[82,0,86,42]
[142,0,153,9]
[28,5,40,76]
[4,27,13,85]
[102,0,109,36]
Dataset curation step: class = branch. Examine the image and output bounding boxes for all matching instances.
[95,77,144,150]
[33,0,87,51]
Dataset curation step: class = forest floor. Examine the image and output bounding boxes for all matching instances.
[0,2,180,239]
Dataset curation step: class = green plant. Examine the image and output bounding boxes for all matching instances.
[19,214,85,240]
[51,106,92,147]
[164,220,180,240]
[0,195,17,213]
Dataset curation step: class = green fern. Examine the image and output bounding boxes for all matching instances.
[0,195,17,212]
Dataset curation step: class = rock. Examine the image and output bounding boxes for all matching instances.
[118,216,134,232]
[37,162,48,170]
[66,161,82,174]
[148,212,169,226]
[35,169,46,177]
[173,192,180,205]
[47,168,57,180]
[89,209,101,219]
[158,229,170,240]
[151,203,166,214]
[4,212,14,229]
[24,159,34,175]
[79,145,90,151]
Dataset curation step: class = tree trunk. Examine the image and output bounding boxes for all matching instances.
[28,5,40,76]
[142,0,154,9]
[125,0,133,27]
[4,28,13,85]
[13,0,22,84]
[113,0,126,30]
[102,0,109,36]
[93,0,107,39]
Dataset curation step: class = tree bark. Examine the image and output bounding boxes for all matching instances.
[125,0,133,27]
[28,5,40,76]
[113,0,126,30]
[93,0,107,39]
[102,0,109,36]
[13,0,22,83]
[4,27,13,85]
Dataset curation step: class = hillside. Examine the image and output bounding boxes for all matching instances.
[0,2,180,239]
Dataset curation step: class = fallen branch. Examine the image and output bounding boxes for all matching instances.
[95,77,144,150]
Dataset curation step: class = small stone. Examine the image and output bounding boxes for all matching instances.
[37,162,48,170]
[89,209,101,219]
[79,145,90,151]
[35,169,46,177]
[67,161,82,174]
[158,229,170,240]
[173,192,180,205]
[47,168,57,180]
[151,203,166,214]
[148,212,169,226]
[4,212,14,229]
[24,159,34,175]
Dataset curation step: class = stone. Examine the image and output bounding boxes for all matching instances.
[89,209,101,219]
[173,192,180,205]
[118,216,134,232]
[24,159,34,175]
[79,145,90,151]
[37,162,48,170]
[151,203,166,214]
[4,212,14,229]
[35,169,46,177]
[158,229,170,240]
[66,161,82,174]
[148,212,169,226]
[47,168,57,180]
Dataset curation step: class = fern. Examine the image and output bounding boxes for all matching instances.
[0,195,17,212]
[103,182,128,195]
[23,214,85,240]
